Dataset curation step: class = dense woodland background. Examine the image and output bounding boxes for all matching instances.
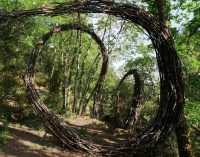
[0,0,199,156]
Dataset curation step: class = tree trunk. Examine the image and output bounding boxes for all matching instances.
[62,46,68,109]
[50,53,57,81]
[72,13,82,113]
[61,32,73,110]
[77,36,93,115]
[91,57,104,119]
[175,116,193,157]
[49,69,61,93]
[156,0,193,156]
[156,0,168,26]
[77,53,87,114]
[72,31,80,113]
[77,41,92,114]
[67,53,75,108]
[80,53,101,114]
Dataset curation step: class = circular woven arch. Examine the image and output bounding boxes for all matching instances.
[3,0,185,156]
[24,23,108,154]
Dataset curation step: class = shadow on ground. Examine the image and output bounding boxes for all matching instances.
[0,120,84,157]
[0,115,133,157]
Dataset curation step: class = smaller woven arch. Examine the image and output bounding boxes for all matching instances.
[115,69,143,130]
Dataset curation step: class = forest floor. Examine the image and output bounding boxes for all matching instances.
[0,115,131,157]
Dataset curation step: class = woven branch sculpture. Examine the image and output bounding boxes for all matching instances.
[24,23,108,155]
[1,0,184,156]
[115,69,142,130]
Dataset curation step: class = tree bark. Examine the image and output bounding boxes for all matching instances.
[73,13,82,113]
[156,0,168,26]
[77,41,92,114]
[61,32,73,110]
[62,42,68,110]
[77,53,87,114]
[175,116,193,157]
[67,53,75,108]
[72,30,80,113]
[156,0,193,156]
[80,53,101,114]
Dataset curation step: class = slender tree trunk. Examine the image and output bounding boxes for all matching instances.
[77,41,93,114]
[91,17,111,119]
[62,47,68,109]
[80,53,101,114]
[67,53,76,108]
[61,32,73,110]
[73,52,80,112]
[72,31,80,113]
[157,0,168,26]
[73,13,81,113]
[175,116,193,157]
[81,17,110,117]
[50,51,57,81]
[74,33,82,113]
[77,53,87,114]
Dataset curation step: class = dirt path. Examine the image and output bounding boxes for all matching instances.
[0,120,83,157]
[0,116,129,157]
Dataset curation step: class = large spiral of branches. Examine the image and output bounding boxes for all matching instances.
[1,0,185,156]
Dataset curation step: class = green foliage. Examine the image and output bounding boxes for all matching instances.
[0,134,7,145]
[0,115,8,131]
[140,101,158,121]
[185,101,200,128]
[0,115,8,145]
[141,0,171,18]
